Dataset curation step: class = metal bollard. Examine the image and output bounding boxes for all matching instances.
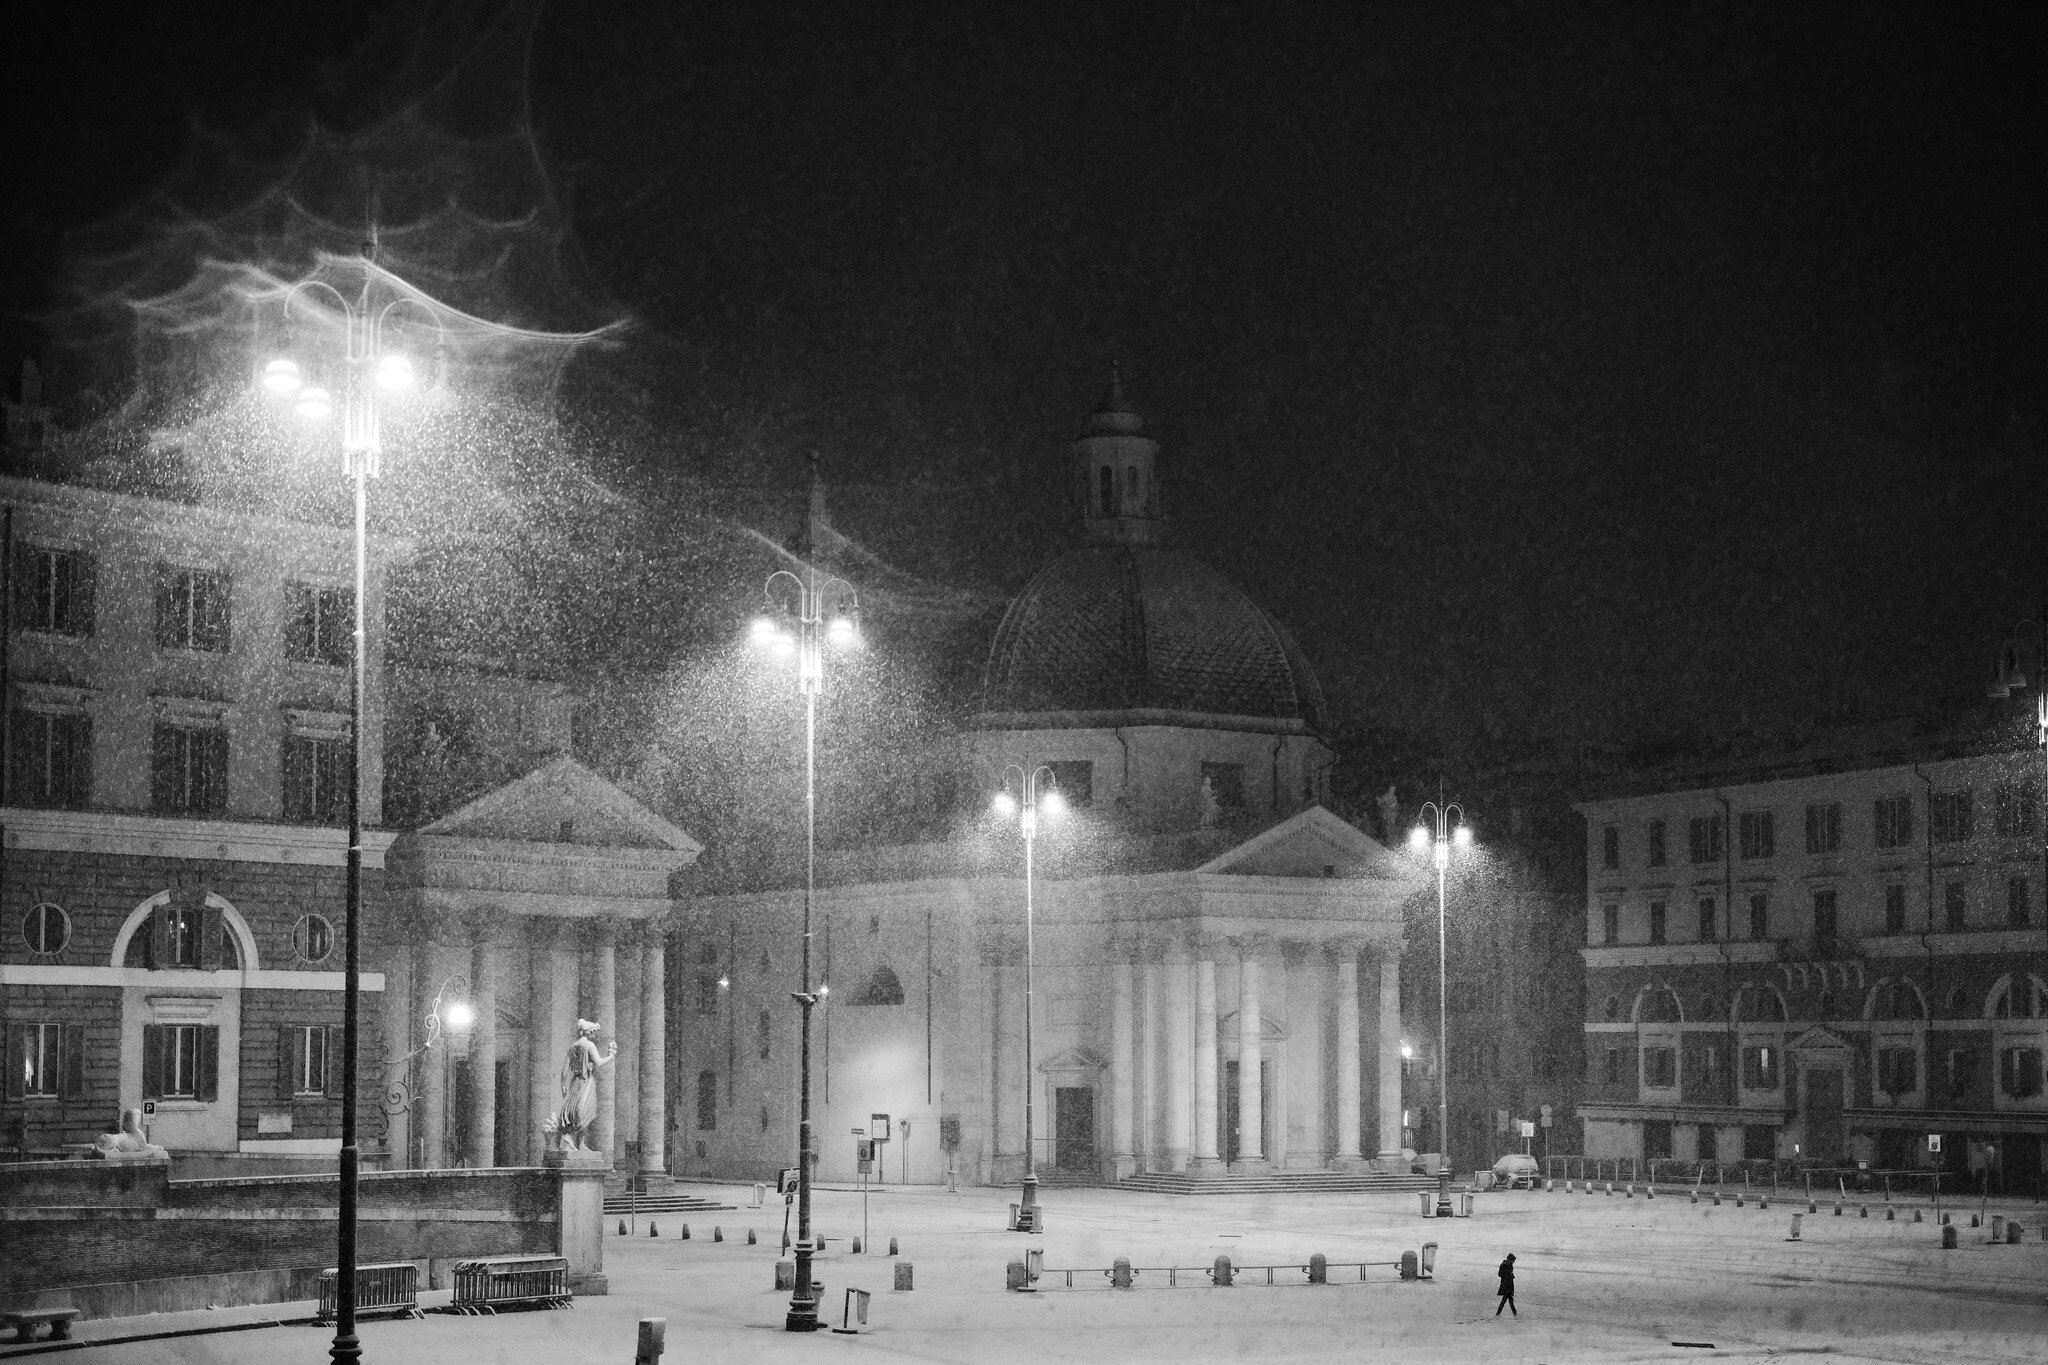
[1942,1224,1959,1249]
[714,1226,723,1242]
[852,1236,863,1254]
[1606,1181,1614,1196]
[889,1237,899,1256]
[2007,1221,2023,1244]
[618,1219,628,1235]
[748,1228,758,1244]
[1859,1206,1867,1219]
[1912,1210,1922,1223]
[1990,1215,2005,1242]
[1788,1214,1802,1241]
[1399,1249,1419,1280]
[752,1184,767,1208]
[1970,1213,1980,1228]
[1113,1257,1133,1289]
[1212,1255,1234,1286]
[1307,1253,1327,1285]
[648,1221,659,1237]
[1887,1206,1896,1220]
[1712,1191,1721,1206]
[1760,1196,1769,1210]
[634,1318,666,1365]
[895,1262,914,1290]
[681,1223,691,1239]
[1808,1200,1818,1214]
[1625,1183,1634,1198]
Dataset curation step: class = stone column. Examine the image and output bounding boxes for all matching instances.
[529,919,560,1164]
[378,935,413,1167]
[417,916,456,1170]
[587,919,620,1169]
[1376,952,1404,1166]
[638,917,668,1177]
[1235,937,1266,1168]
[468,918,498,1167]
[1190,945,1222,1175]
[1108,953,1136,1178]
[1138,947,1162,1172]
[1285,940,1322,1170]
[1163,939,1192,1172]
[1333,942,1363,1168]
[990,944,1022,1185]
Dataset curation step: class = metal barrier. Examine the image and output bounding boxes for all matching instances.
[315,1262,421,1323]
[1018,1257,1403,1289]
[449,1255,573,1315]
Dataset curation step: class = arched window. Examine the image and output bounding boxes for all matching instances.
[1737,986,1786,1023]
[1636,987,1682,1023]
[1869,980,1925,1021]
[1993,976,2046,1019]
[852,965,905,1007]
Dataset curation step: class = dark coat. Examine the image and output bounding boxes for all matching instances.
[1497,1256,1516,1292]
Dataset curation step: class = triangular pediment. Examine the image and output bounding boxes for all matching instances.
[420,754,702,857]
[1195,806,1413,881]
[1038,1046,1107,1074]
[1788,1025,1853,1055]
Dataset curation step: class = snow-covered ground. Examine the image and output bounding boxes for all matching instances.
[34,1181,2047,1363]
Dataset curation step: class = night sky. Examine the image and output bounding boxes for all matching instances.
[4,1,2043,763]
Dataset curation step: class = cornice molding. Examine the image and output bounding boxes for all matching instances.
[1,806,398,869]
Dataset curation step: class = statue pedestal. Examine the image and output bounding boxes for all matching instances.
[545,1148,609,1295]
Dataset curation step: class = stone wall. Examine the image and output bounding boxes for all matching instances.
[0,1162,574,1318]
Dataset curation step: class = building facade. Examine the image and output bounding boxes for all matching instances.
[1,474,695,1174]
[1575,718,2048,1190]
[677,382,1426,1186]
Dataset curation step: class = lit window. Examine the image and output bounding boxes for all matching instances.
[4,1021,82,1100]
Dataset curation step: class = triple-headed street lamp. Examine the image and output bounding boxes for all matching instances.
[750,567,859,1333]
[991,764,1065,1233]
[263,263,440,1365]
[1409,798,1471,1215]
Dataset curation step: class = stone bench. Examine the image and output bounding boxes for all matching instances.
[1,1308,81,1343]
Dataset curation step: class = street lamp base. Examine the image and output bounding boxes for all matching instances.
[785,1297,821,1332]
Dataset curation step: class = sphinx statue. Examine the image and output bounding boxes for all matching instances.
[91,1108,168,1161]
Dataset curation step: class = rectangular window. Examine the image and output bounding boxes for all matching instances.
[154,565,231,652]
[142,1023,218,1101]
[1646,820,1666,867]
[2010,876,2032,927]
[7,709,92,809]
[1199,761,1245,810]
[11,544,96,636]
[1874,795,1914,849]
[1698,897,1717,942]
[1604,1048,1622,1085]
[1812,889,1839,952]
[1947,1049,1977,1098]
[151,724,227,815]
[1944,881,1966,932]
[1642,1046,1677,1089]
[3,1022,85,1100]
[1995,782,2039,838]
[1930,790,1974,844]
[1601,825,1620,870]
[281,734,348,823]
[1688,814,1725,864]
[1884,883,1907,935]
[1998,1047,2043,1100]
[1805,802,1842,854]
[294,1025,330,1096]
[1044,759,1094,808]
[1748,893,1769,940]
[1739,810,1775,860]
[1648,901,1666,945]
[1742,1045,1780,1090]
[1642,1119,1674,1159]
[696,1069,718,1130]
[1601,905,1619,946]
[283,582,353,666]
[1877,1046,1917,1097]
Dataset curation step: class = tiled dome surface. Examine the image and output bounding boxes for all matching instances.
[981,546,1327,730]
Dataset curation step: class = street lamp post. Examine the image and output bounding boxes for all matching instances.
[263,265,437,1365]
[1409,798,1470,1215]
[750,567,859,1333]
[992,764,1064,1232]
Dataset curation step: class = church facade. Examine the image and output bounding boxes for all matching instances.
[677,382,1425,1186]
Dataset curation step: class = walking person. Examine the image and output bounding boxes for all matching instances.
[1495,1252,1517,1316]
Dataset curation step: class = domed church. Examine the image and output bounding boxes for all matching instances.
[677,378,1425,1188]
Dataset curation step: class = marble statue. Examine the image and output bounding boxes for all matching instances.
[551,1019,617,1151]
[91,1108,168,1161]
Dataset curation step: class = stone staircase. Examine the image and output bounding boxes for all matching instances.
[1114,1169,1444,1197]
[600,1174,737,1218]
